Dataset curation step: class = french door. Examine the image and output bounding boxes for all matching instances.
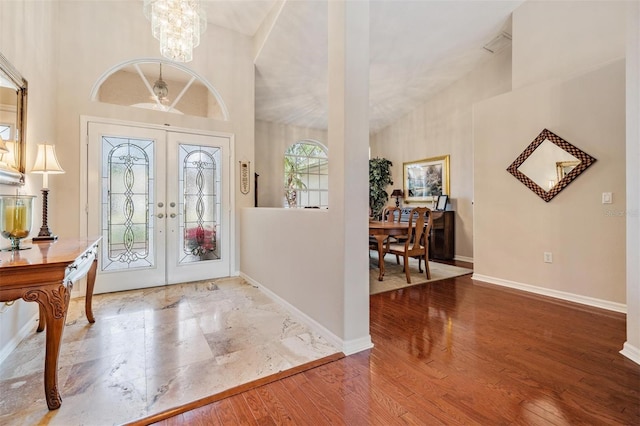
[87,122,231,293]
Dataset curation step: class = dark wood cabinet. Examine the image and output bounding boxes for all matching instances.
[430,210,455,260]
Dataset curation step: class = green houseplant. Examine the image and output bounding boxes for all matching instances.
[369,157,393,219]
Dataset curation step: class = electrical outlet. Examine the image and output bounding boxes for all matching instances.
[544,252,553,263]
[602,192,612,204]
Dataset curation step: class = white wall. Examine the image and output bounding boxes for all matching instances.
[474,60,626,307]
[255,120,327,207]
[369,47,512,261]
[0,1,58,361]
[473,1,628,313]
[512,0,627,89]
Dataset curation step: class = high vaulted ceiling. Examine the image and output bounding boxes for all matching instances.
[203,0,524,133]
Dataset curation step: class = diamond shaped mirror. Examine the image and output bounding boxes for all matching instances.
[507,129,596,202]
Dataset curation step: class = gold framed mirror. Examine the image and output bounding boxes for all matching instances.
[0,52,27,186]
[507,129,596,202]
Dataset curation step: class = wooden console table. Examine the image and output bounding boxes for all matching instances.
[0,237,101,410]
[430,210,455,260]
[392,208,455,260]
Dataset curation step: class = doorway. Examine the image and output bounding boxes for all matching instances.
[85,121,231,293]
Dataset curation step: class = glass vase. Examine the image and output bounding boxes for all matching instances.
[0,195,35,250]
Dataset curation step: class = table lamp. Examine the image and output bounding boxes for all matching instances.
[391,189,404,207]
[0,139,17,169]
[31,143,65,241]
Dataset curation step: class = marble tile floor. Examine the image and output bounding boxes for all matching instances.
[0,277,339,426]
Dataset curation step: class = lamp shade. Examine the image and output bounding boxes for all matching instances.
[0,140,17,169]
[31,144,65,189]
[31,144,65,174]
[391,189,404,197]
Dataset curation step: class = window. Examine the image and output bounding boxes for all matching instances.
[284,140,328,208]
[91,59,228,121]
[0,124,11,140]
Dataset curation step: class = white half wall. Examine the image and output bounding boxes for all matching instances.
[239,0,372,356]
[239,208,370,354]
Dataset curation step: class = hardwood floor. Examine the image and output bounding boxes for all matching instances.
[149,271,640,425]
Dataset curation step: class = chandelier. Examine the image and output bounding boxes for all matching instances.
[143,0,207,62]
[153,63,169,103]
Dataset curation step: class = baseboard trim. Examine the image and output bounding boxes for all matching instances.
[0,311,38,365]
[471,274,627,313]
[342,335,374,356]
[621,342,640,365]
[239,272,369,354]
[454,255,473,263]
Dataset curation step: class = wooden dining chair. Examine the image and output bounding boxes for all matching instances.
[381,206,408,250]
[381,206,401,223]
[370,206,401,251]
[385,206,433,283]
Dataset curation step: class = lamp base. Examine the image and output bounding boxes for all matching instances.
[33,188,58,242]
[32,235,58,242]
[32,225,58,242]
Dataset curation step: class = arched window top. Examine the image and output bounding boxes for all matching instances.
[90,58,229,121]
[285,139,328,158]
[284,140,328,208]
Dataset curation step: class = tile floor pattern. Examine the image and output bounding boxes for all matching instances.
[0,277,339,425]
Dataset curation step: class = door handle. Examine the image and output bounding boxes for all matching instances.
[158,202,164,207]
[157,213,164,219]
[170,213,176,218]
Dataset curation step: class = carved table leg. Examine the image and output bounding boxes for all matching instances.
[37,305,45,332]
[375,235,387,281]
[85,258,97,323]
[24,284,71,410]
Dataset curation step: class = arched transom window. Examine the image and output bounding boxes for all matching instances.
[90,59,229,121]
[284,140,328,208]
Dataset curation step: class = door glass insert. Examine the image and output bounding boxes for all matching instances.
[102,136,155,271]
[179,143,221,263]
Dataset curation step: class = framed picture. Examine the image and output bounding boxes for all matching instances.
[436,194,449,211]
[403,155,450,203]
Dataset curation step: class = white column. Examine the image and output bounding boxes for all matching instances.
[623,0,640,365]
[327,0,372,353]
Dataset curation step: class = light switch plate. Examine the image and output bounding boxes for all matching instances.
[602,192,612,204]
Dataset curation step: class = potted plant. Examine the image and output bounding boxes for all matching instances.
[369,157,393,219]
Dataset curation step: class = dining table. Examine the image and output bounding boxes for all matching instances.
[369,220,413,281]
